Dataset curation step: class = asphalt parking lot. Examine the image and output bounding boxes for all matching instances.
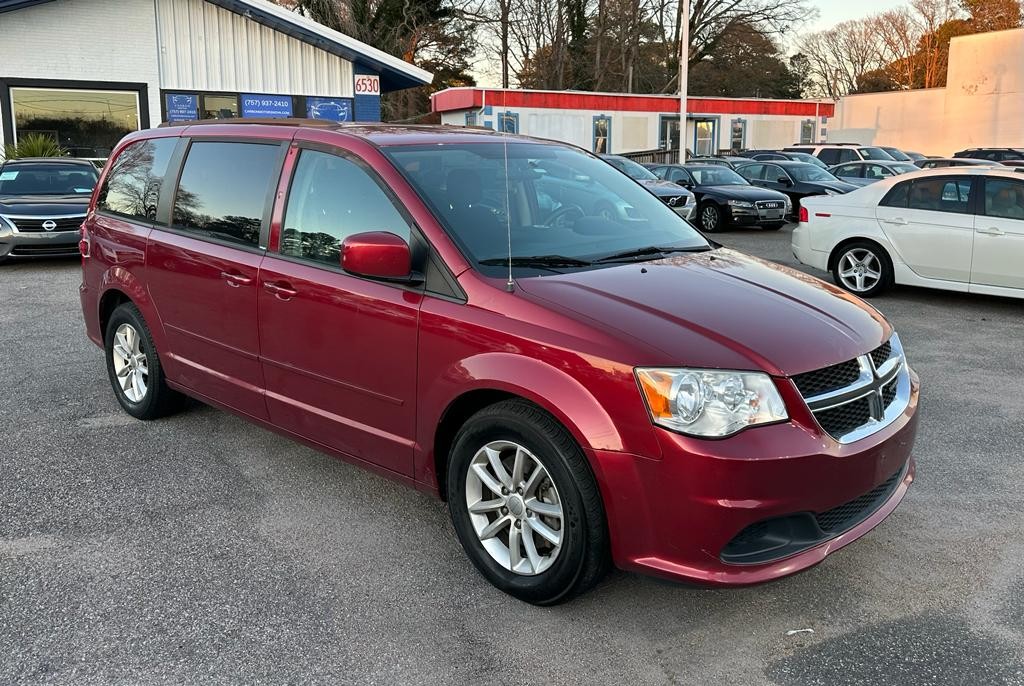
[2,225,1023,685]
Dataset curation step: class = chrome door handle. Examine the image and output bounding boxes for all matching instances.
[263,281,298,300]
[977,227,1005,236]
[882,218,908,226]
[221,271,253,287]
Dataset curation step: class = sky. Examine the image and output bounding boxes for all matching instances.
[806,0,904,31]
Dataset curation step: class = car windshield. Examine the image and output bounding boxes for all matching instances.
[386,142,710,275]
[0,162,98,196]
[882,148,912,161]
[787,152,827,169]
[787,165,838,182]
[859,147,895,161]
[890,163,920,174]
[606,156,658,181]
[689,167,748,186]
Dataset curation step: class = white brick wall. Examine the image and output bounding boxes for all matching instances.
[0,0,163,149]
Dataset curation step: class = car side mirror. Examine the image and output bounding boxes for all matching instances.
[777,177,793,187]
[341,231,418,282]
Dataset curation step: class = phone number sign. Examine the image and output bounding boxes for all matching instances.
[241,94,293,118]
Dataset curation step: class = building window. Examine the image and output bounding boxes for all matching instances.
[10,86,141,160]
[694,120,716,156]
[497,111,518,134]
[800,119,816,145]
[593,115,611,153]
[730,119,746,152]
[465,111,478,127]
[201,94,240,120]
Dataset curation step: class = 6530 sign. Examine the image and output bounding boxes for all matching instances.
[354,75,381,96]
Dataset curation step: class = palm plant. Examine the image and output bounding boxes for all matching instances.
[2,133,66,160]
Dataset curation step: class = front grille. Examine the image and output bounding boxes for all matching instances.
[792,336,909,443]
[10,244,81,256]
[755,200,785,209]
[871,341,893,368]
[815,394,872,437]
[815,465,906,533]
[7,216,85,232]
[791,360,860,397]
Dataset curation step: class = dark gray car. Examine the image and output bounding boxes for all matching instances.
[0,157,98,262]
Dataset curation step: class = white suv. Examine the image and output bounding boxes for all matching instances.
[792,167,1024,299]
[786,144,896,167]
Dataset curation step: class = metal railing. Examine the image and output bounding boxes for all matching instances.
[619,148,681,164]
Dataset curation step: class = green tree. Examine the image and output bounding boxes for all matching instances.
[688,23,802,98]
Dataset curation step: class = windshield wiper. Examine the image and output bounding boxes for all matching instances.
[479,255,593,268]
[593,245,710,264]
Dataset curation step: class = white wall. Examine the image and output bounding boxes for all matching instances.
[0,0,162,142]
[831,28,1024,156]
[155,0,354,97]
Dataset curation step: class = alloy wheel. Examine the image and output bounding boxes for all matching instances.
[111,323,149,403]
[838,248,883,293]
[701,205,719,232]
[465,441,564,576]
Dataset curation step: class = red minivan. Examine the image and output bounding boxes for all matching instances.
[80,121,919,604]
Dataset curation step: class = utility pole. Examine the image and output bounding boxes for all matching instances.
[678,0,690,163]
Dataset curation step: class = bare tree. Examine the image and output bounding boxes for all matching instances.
[798,19,887,98]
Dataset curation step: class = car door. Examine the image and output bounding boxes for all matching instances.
[257,141,422,476]
[971,176,1024,291]
[874,176,976,283]
[145,137,288,419]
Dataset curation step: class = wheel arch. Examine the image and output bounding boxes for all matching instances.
[96,266,171,366]
[827,236,894,273]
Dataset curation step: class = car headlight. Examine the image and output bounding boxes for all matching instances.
[727,200,754,208]
[684,194,696,206]
[0,215,14,232]
[635,368,788,437]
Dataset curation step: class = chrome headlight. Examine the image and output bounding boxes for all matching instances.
[636,368,788,437]
[0,215,14,232]
[682,194,696,206]
[727,200,754,208]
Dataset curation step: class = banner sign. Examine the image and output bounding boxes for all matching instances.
[166,93,199,123]
[241,94,293,118]
[306,97,353,122]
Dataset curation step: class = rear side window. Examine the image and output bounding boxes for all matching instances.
[172,141,282,248]
[907,178,972,214]
[881,181,910,208]
[737,164,763,181]
[835,164,863,179]
[817,149,840,166]
[983,179,1024,220]
[281,149,412,267]
[98,138,177,221]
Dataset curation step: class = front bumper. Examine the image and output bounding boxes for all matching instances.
[0,226,81,259]
[673,204,697,221]
[590,368,920,586]
[728,204,789,227]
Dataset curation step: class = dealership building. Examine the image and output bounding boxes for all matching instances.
[0,0,431,160]
[432,88,835,156]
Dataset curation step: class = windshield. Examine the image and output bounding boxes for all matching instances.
[689,167,748,186]
[0,163,98,196]
[787,152,827,169]
[605,156,658,181]
[859,147,895,161]
[890,163,920,174]
[882,148,912,161]
[788,165,839,182]
[386,143,710,275]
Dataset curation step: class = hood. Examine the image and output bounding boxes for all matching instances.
[516,248,890,376]
[0,195,91,215]
[697,185,788,202]
[809,180,859,194]
[638,179,692,198]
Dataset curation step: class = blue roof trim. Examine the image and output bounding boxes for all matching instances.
[0,0,431,92]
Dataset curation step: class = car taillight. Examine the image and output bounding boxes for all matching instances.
[798,206,809,223]
[79,222,90,258]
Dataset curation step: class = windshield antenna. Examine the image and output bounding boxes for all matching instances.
[501,88,514,292]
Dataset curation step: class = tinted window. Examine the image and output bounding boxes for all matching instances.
[738,164,764,181]
[864,164,890,180]
[98,138,176,220]
[763,165,785,182]
[835,164,863,179]
[983,179,1024,220]
[281,149,412,266]
[817,149,840,165]
[0,162,98,196]
[172,141,281,247]
[881,182,910,208]
[859,147,894,161]
[669,168,692,183]
[839,149,859,163]
[907,178,972,214]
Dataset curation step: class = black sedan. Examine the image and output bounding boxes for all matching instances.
[599,154,697,219]
[0,157,98,263]
[649,164,791,233]
[734,160,856,212]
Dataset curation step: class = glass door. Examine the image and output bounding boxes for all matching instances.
[694,120,716,156]
[659,116,680,152]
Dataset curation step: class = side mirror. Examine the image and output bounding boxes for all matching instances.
[777,177,793,187]
[341,231,415,282]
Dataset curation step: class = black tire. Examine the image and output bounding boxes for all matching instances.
[447,399,610,605]
[698,202,723,233]
[104,302,184,419]
[830,240,893,298]
[762,223,785,231]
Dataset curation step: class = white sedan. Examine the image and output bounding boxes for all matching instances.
[792,166,1024,298]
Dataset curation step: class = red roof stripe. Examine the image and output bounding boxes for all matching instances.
[432,88,835,118]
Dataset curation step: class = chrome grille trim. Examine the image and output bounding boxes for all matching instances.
[1,213,87,233]
[796,334,911,444]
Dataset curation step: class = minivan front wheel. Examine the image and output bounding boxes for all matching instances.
[104,303,183,419]
[447,400,609,605]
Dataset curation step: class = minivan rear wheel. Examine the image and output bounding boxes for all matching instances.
[447,399,609,605]
[104,302,183,419]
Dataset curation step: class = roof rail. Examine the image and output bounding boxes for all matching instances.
[158,117,340,128]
